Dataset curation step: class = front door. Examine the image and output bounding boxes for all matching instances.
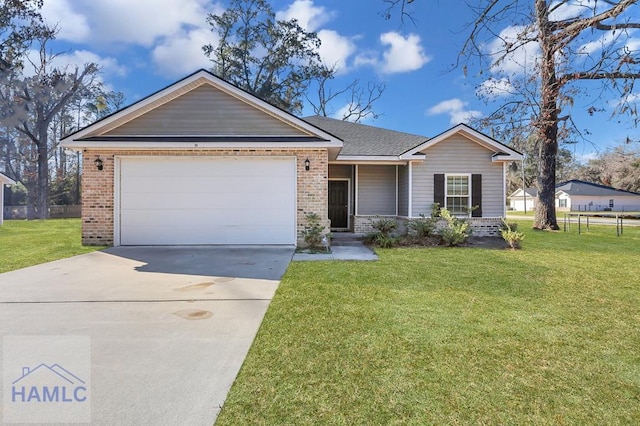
[328,180,349,229]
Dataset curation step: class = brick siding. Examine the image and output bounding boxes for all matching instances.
[81,149,328,246]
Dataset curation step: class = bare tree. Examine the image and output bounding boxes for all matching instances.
[0,29,99,218]
[388,0,640,230]
[307,65,385,122]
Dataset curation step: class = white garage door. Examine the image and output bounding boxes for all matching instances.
[117,156,296,245]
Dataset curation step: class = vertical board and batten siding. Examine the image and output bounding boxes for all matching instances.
[412,136,504,216]
[398,165,409,216]
[357,165,396,215]
[104,84,307,136]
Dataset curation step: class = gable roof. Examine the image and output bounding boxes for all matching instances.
[303,115,428,157]
[400,123,523,161]
[509,187,538,198]
[556,180,640,197]
[0,172,15,185]
[60,69,343,156]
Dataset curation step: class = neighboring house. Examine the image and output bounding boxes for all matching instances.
[0,172,16,226]
[60,70,522,246]
[508,187,538,212]
[556,180,640,212]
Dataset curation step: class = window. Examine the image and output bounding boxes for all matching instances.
[445,175,470,215]
[559,198,567,208]
[609,199,614,208]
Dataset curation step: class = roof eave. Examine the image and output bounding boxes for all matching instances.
[62,140,344,151]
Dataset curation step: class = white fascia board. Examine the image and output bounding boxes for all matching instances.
[61,70,343,147]
[335,155,425,164]
[63,140,344,151]
[492,153,524,162]
[0,173,16,185]
[402,124,522,159]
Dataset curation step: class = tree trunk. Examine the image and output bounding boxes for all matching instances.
[533,0,559,230]
[36,125,49,219]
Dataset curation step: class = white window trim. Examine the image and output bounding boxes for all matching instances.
[444,173,472,216]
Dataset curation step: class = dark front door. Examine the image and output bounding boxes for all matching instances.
[328,180,349,229]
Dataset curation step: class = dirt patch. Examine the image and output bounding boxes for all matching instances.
[174,282,215,292]
[173,309,213,320]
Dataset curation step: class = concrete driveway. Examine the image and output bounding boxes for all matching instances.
[0,246,294,425]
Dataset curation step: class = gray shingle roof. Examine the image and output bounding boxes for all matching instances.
[556,180,640,196]
[303,115,428,156]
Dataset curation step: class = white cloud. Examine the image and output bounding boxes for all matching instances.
[276,0,331,32]
[41,0,91,42]
[43,0,214,47]
[578,31,618,55]
[380,32,430,74]
[476,78,515,99]
[317,30,356,72]
[24,49,127,79]
[549,1,603,21]
[277,1,354,73]
[427,98,483,125]
[152,29,213,77]
[486,25,540,76]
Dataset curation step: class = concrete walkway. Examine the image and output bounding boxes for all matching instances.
[292,233,378,261]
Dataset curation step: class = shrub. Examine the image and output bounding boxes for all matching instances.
[302,213,327,250]
[365,216,399,248]
[372,216,397,235]
[438,208,472,246]
[501,220,525,249]
[430,203,441,219]
[406,214,437,238]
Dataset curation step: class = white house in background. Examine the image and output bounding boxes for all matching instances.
[555,180,640,212]
[0,172,16,226]
[509,187,538,211]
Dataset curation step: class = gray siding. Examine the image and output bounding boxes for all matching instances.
[357,165,396,215]
[412,136,504,217]
[105,84,307,136]
[328,164,352,179]
[398,165,409,216]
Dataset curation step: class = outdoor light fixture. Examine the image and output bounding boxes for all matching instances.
[94,156,104,171]
[304,158,310,171]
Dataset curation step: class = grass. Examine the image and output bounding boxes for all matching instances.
[0,219,104,273]
[506,210,535,217]
[217,221,640,425]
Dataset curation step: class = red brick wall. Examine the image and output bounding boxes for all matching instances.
[81,149,329,246]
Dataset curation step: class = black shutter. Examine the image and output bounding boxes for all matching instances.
[434,174,445,209]
[471,174,482,217]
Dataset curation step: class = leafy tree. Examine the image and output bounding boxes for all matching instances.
[203,0,324,113]
[385,0,640,230]
[203,0,385,119]
[574,144,640,192]
[0,0,44,70]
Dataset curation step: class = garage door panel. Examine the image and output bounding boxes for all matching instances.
[122,176,293,195]
[121,190,293,210]
[118,157,296,245]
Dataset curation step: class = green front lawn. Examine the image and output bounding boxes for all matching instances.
[0,219,104,273]
[217,222,640,425]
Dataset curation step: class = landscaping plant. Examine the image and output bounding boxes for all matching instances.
[437,208,472,246]
[500,220,525,249]
[301,213,327,250]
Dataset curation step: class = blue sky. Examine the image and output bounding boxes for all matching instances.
[38,0,639,160]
